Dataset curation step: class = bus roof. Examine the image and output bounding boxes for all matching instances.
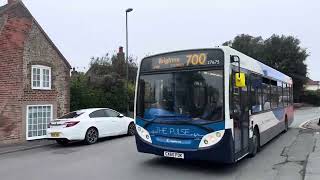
[140,46,292,84]
[220,46,292,84]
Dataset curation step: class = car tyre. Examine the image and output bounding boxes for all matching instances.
[56,139,69,146]
[127,122,135,136]
[84,127,99,145]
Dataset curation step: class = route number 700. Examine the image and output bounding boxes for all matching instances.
[186,53,207,66]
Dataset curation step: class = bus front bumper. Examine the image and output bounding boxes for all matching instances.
[135,129,235,163]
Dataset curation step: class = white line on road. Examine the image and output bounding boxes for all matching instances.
[299,120,311,129]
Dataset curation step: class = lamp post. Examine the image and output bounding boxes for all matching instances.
[125,8,133,116]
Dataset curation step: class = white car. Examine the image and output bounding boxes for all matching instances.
[47,108,135,145]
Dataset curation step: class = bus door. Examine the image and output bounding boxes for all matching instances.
[231,71,250,159]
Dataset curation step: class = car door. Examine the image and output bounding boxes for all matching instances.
[105,109,126,135]
[89,109,117,137]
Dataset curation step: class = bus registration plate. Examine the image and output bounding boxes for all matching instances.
[164,151,184,159]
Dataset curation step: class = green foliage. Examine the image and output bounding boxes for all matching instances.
[223,34,309,102]
[70,73,107,111]
[70,52,138,114]
[300,90,320,106]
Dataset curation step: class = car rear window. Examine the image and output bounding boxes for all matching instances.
[58,111,83,119]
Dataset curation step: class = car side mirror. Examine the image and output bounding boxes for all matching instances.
[118,114,124,118]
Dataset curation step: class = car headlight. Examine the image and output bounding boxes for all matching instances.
[136,125,152,143]
[199,130,225,148]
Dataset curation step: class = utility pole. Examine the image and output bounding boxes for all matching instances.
[125,8,133,116]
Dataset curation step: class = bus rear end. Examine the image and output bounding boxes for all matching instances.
[134,49,235,163]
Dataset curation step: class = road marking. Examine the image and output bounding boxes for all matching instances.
[299,119,312,129]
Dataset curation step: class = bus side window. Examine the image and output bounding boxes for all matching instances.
[284,83,289,106]
[270,80,279,109]
[289,84,293,104]
[262,78,271,111]
[251,74,263,113]
[279,82,284,107]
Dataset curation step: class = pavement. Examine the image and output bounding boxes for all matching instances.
[293,107,320,180]
[0,139,55,155]
[0,106,319,180]
[301,118,320,180]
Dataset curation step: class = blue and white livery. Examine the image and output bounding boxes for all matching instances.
[134,46,294,163]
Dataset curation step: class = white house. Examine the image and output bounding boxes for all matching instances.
[305,78,320,91]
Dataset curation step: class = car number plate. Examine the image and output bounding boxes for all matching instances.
[164,151,184,159]
[51,132,60,137]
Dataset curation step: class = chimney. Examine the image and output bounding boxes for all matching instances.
[8,0,19,5]
[117,46,125,63]
[118,46,124,53]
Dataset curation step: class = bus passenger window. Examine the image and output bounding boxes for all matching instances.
[262,81,271,111]
[278,82,284,107]
[271,85,279,109]
[251,75,263,113]
[283,84,289,106]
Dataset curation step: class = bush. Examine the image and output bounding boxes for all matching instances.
[300,90,320,106]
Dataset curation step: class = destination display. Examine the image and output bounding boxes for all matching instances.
[140,49,224,72]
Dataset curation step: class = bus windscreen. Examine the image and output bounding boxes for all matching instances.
[137,70,224,124]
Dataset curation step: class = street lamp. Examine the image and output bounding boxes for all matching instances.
[125,8,133,116]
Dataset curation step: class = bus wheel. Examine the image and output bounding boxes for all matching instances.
[284,117,289,132]
[249,129,259,158]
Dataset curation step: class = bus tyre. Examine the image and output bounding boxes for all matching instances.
[249,129,259,158]
[284,118,289,132]
[84,127,99,145]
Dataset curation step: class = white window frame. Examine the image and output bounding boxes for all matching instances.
[26,104,53,140]
[31,65,52,90]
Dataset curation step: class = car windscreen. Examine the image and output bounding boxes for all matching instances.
[58,111,84,119]
[137,70,224,123]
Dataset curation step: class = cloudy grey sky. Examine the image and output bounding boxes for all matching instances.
[1,0,319,79]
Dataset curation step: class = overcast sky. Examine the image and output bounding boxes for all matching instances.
[1,0,319,79]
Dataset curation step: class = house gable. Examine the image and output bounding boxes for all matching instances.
[0,1,71,69]
[0,1,70,143]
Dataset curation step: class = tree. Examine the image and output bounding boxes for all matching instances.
[223,34,264,59]
[223,34,309,102]
[70,73,106,111]
[70,51,138,115]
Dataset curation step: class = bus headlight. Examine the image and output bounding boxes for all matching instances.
[136,125,152,143]
[199,130,225,148]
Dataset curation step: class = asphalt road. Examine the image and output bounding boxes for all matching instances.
[0,107,319,180]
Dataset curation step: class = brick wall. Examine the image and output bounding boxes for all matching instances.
[0,15,6,32]
[0,3,32,144]
[0,3,70,144]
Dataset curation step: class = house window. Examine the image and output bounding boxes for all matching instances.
[32,65,51,90]
[27,105,53,140]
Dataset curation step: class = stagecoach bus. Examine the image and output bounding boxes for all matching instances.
[134,46,294,163]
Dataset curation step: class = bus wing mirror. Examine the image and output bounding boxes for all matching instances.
[235,73,246,88]
[230,55,240,63]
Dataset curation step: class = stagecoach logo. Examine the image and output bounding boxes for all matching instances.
[150,127,204,138]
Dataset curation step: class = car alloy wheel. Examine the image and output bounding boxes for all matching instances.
[85,128,98,145]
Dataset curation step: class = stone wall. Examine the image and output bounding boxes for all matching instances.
[22,21,70,118]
